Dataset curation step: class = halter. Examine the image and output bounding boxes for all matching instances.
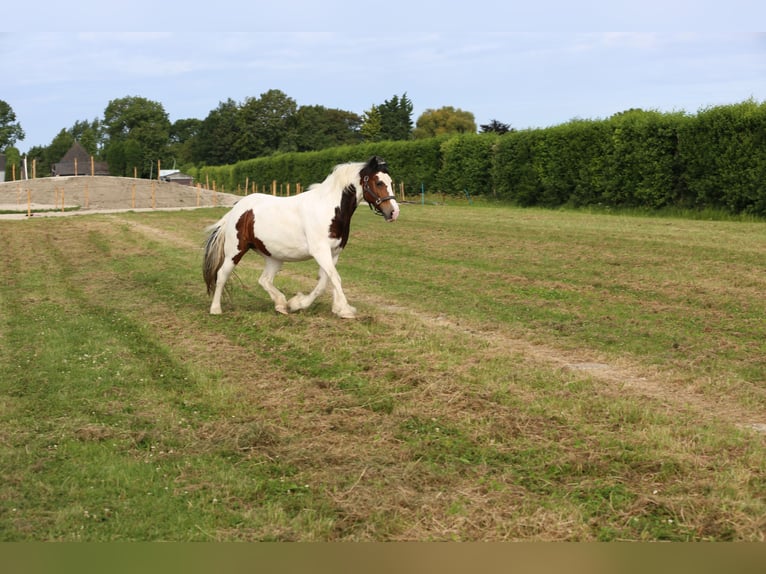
[362,175,396,216]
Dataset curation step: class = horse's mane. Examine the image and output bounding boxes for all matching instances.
[306,162,365,193]
[306,156,388,197]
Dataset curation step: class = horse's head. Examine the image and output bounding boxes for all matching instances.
[360,156,400,222]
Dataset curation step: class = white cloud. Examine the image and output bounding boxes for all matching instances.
[3,30,766,151]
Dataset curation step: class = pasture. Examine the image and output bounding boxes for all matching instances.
[0,203,764,541]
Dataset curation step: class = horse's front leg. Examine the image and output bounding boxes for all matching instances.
[310,250,356,318]
[287,267,329,313]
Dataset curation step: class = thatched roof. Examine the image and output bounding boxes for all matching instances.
[52,142,109,176]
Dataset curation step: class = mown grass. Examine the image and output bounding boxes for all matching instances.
[0,204,764,541]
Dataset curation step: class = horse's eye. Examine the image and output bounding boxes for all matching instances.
[376,181,385,187]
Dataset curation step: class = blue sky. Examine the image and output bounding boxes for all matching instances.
[2,2,766,153]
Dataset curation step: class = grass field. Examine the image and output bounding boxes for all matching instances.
[0,203,764,541]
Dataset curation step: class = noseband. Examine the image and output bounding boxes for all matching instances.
[362,175,396,216]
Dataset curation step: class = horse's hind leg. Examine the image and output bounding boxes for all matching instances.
[210,258,235,315]
[258,257,289,314]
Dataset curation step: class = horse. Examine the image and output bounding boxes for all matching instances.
[202,156,399,318]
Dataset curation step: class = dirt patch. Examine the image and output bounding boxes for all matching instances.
[0,175,240,219]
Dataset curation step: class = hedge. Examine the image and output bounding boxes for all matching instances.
[190,99,766,215]
[678,100,766,214]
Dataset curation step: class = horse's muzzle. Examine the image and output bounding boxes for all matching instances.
[384,201,400,222]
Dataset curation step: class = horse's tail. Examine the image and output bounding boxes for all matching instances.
[203,218,227,296]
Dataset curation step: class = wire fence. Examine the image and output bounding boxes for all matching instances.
[1,175,428,218]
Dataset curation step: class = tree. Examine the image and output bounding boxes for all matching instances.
[0,99,25,150]
[480,119,514,135]
[360,105,383,142]
[69,119,104,156]
[286,105,362,152]
[24,129,72,178]
[169,118,202,166]
[3,146,20,180]
[378,93,413,141]
[102,96,170,177]
[25,145,48,177]
[237,89,297,158]
[123,139,143,176]
[78,128,98,157]
[106,141,126,176]
[193,99,241,165]
[413,106,477,139]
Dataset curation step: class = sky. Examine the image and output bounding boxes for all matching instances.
[2,2,766,154]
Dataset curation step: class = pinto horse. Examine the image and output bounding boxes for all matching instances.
[203,156,399,318]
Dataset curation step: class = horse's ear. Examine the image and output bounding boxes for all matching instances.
[368,155,388,173]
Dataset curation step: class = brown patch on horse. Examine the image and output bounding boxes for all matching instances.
[329,184,358,249]
[234,209,271,264]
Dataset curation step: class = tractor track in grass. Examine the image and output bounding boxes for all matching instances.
[377,304,766,436]
[120,215,766,437]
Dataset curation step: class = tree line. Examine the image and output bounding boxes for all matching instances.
[191,99,766,216]
[4,93,763,215]
[1,92,486,180]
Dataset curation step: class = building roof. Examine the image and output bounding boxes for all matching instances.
[59,141,90,164]
[52,142,109,176]
[160,169,194,184]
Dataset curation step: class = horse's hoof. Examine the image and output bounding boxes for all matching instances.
[210,307,222,315]
[335,306,357,319]
[287,293,305,312]
[275,305,289,315]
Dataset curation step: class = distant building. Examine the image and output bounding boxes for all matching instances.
[52,142,109,176]
[159,169,194,186]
